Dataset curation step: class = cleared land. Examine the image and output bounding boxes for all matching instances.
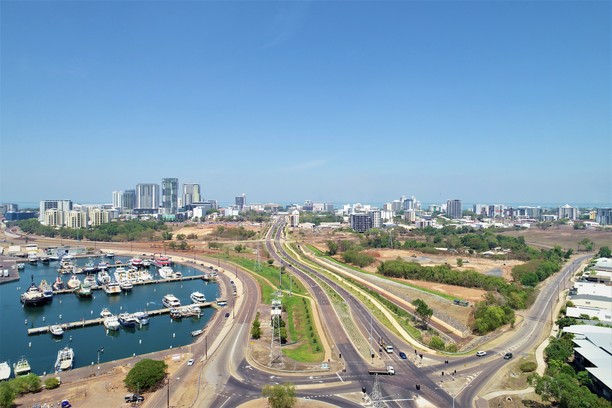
[501,225,611,250]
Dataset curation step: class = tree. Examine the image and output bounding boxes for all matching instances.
[251,313,262,339]
[44,377,60,390]
[124,359,167,392]
[597,246,611,258]
[0,382,15,408]
[235,244,244,253]
[262,383,296,408]
[176,233,186,241]
[456,258,463,267]
[162,231,173,240]
[413,299,433,328]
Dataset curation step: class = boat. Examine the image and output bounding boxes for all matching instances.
[179,305,201,317]
[106,252,115,259]
[67,274,81,289]
[154,256,172,267]
[100,308,112,318]
[52,277,65,291]
[0,362,11,381]
[58,260,75,274]
[82,274,97,288]
[191,329,203,337]
[54,347,74,372]
[40,256,50,264]
[75,284,92,298]
[28,254,38,264]
[98,261,109,270]
[39,279,54,299]
[13,357,30,376]
[190,292,206,303]
[50,325,64,336]
[104,315,120,331]
[48,254,61,262]
[118,313,137,328]
[174,271,182,278]
[97,270,111,285]
[62,254,74,261]
[21,279,48,306]
[162,294,181,308]
[169,309,182,319]
[83,260,96,273]
[133,311,149,325]
[120,280,133,292]
[17,263,25,270]
[142,259,152,268]
[130,258,144,268]
[158,266,174,279]
[103,282,121,295]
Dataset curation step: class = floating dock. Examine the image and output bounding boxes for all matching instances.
[52,274,213,295]
[27,302,217,335]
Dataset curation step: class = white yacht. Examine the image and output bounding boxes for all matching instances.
[133,311,149,325]
[13,357,30,376]
[54,347,74,372]
[67,274,81,289]
[190,292,206,303]
[158,266,174,279]
[50,325,64,336]
[162,294,181,308]
[97,270,111,285]
[104,315,120,331]
[103,281,121,295]
[100,308,112,318]
[0,362,11,381]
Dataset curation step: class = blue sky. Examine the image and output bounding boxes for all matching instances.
[1,1,610,206]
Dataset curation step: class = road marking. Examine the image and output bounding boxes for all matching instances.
[336,373,344,382]
[217,396,232,408]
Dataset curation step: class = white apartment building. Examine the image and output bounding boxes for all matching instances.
[289,210,300,227]
[559,204,580,220]
[65,210,88,229]
[44,209,64,227]
[39,200,72,223]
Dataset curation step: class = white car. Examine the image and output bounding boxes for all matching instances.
[187,359,195,366]
[476,351,487,357]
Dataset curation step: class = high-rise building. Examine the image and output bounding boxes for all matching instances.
[39,200,72,222]
[182,183,201,207]
[44,209,64,227]
[136,184,160,210]
[235,194,246,211]
[595,208,612,225]
[112,191,123,209]
[446,199,462,219]
[403,197,416,211]
[289,210,300,227]
[558,204,579,220]
[368,209,382,229]
[350,213,372,233]
[161,178,179,214]
[122,189,136,211]
[65,210,87,229]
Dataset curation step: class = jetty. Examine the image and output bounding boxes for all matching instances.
[27,302,217,335]
[52,274,213,295]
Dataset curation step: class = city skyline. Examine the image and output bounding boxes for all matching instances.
[1,1,610,204]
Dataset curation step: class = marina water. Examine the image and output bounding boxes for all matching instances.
[0,256,219,376]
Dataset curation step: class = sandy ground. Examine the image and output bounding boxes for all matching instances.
[239,397,339,407]
[171,222,262,240]
[403,279,486,303]
[502,225,612,250]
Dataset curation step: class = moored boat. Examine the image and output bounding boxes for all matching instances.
[82,274,97,288]
[40,256,50,264]
[118,313,137,328]
[0,362,11,381]
[28,254,38,264]
[83,260,96,273]
[98,261,109,270]
[17,263,25,270]
[130,258,144,268]
[120,280,133,292]
[75,284,92,298]
[190,291,206,303]
[100,308,112,318]
[39,279,54,299]
[103,282,121,295]
[162,294,181,308]
[103,315,120,331]
[133,311,149,325]
[158,266,174,279]
[106,252,115,259]
[97,270,111,285]
[50,325,64,336]
[154,256,171,267]
[67,274,81,289]
[191,329,203,337]
[13,357,30,376]
[52,276,65,291]
[169,309,182,319]
[21,279,48,306]
[54,347,74,372]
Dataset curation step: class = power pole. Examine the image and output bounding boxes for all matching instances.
[269,299,284,368]
[369,374,384,408]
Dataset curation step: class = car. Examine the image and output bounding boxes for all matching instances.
[188,359,195,366]
[476,351,487,357]
[225,312,230,318]
[61,401,71,408]
[503,352,513,360]
[398,351,407,359]
[124,393,145,403]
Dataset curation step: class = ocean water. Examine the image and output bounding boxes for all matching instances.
[0,256,219,376]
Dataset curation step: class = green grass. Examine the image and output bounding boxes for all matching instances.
[226,255,324,363]
[303,244,458,302]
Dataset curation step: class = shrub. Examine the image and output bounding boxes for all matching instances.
[124,359,167,392]
[44,377,60,390]
[520,361,537,372]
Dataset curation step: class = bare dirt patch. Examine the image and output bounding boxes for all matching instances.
[403,279,486,303]
[502,225,612,250]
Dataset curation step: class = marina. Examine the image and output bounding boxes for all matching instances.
[0,255,220,376]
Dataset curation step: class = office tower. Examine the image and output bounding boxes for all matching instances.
[112,191,123,208]
[136,184,160,209]
[368,209,382,229]
[122,189,136,211]
[290,210,300,227]
[446,199,462,219]
[350,213,372,233]
[161,178,179,214]
[558,204,580,220]
[182,183,201,207]
[235,194,246,211]
[39,200,72,222]
[596,208,612,225]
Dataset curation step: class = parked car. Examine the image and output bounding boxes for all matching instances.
[188,359,195,366]
[503,352,513,359]
[398,351,407,359]
[225,312,230,318]
[61,401,71,408]
[476,351,487,357]
[124,394,145,403]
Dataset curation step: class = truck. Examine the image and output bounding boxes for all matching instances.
[368,365,395,375]
[379,337,394,354]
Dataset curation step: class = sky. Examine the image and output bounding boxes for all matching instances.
[1,1,610,207]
